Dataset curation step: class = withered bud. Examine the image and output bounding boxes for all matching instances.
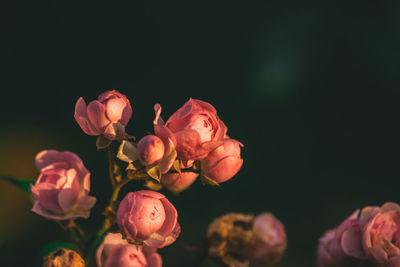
[43,248,85,267]
[207,213,254,266]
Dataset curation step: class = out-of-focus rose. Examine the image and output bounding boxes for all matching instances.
[137,135,165,166]
[116,190,180,248]
[242,213,287,266]
[207,213,254,265]
[30,150,96,220]
[153,99,227,163]
[317,210,366,267]
[74,90,132,140]
[161,172,199,193]
[43,248,85,267]
[360,202,400,267]
[201,139,243,183]
[96,233,162,267]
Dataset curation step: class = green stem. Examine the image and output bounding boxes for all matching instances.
[107,146,116,187]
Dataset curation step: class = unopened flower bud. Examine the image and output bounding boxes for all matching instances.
[137,135,165,166]
[43,248,85,267]
[242,213,287,266]
[116,190,180,248]
[161,172,199,193]
[201,139,243,183]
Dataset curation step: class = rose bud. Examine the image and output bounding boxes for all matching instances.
[201,139,243,183]
[242,213,287,266]
[137,135,165,166]
[116,190,180,248]
[30,150,96,220]
[161,172,199,193]
[43,248,85,267]
[153,98,227,164]
[360,202,400,267]
[74,90,132,140]
[317,210,367,267]
[96,233,162,267]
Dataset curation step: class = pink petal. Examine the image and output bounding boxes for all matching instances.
[138,190,165,200]
[31,202,70,220]
[87,100,110,131]
[74,97,101,135]
[57,176,80,212]
[165,98,195,124]
[370,247,389,266]
[77,195,96,211]
[158,138,177,174]
[206,157,243,183]
[35,183,63,213]
[146,252,162,267]
[154,125,177,173]
[105,97,127,122]
[35,150,62,171]
[153,104,165,126]
[157,198,178,237]
[388,256,400,267]
[341,228,365,259]
[159,223,181,248]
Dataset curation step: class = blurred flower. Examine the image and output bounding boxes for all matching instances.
[317,210,369,267]
[43,248,85,267]
[360,202,400,267]
[30,150,96,220]
[207,212,286,266]
[137,135,165,166]
[207,213,254,267]
[74,90,132,140]
[201,139,243,183]
[116,190,180,248]
[96,233,162,267]
[242,213,287,266]
[153,99,227,164]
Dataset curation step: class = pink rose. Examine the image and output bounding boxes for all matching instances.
[137,135,165,166]
[242,213,287,266]
[74,90,132,140]
[317,210,366,267]
[116,190,180,248]
[96,233,162,267]
[200,139,243,183]
[360,202,400,266]
[153,98,227,163]
[161,172,199,193]
[30,150,96,220]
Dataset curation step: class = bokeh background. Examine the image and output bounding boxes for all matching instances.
[1,1,400,266]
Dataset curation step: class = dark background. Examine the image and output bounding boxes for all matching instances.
[1,1,400,266]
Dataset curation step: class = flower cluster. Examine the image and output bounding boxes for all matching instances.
[317,202,400,267]
[28,89,246,267]
[207,212,287,266]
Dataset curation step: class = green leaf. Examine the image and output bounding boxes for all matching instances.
[144,180,163,191]
[117,140,138,163]
[173,159,182,174]
[96,135,112,150]
[200,175,220,186]
[42,242,77,255]
[0,176,35,193]
[192,161,201,171]
[146,165,162,182]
